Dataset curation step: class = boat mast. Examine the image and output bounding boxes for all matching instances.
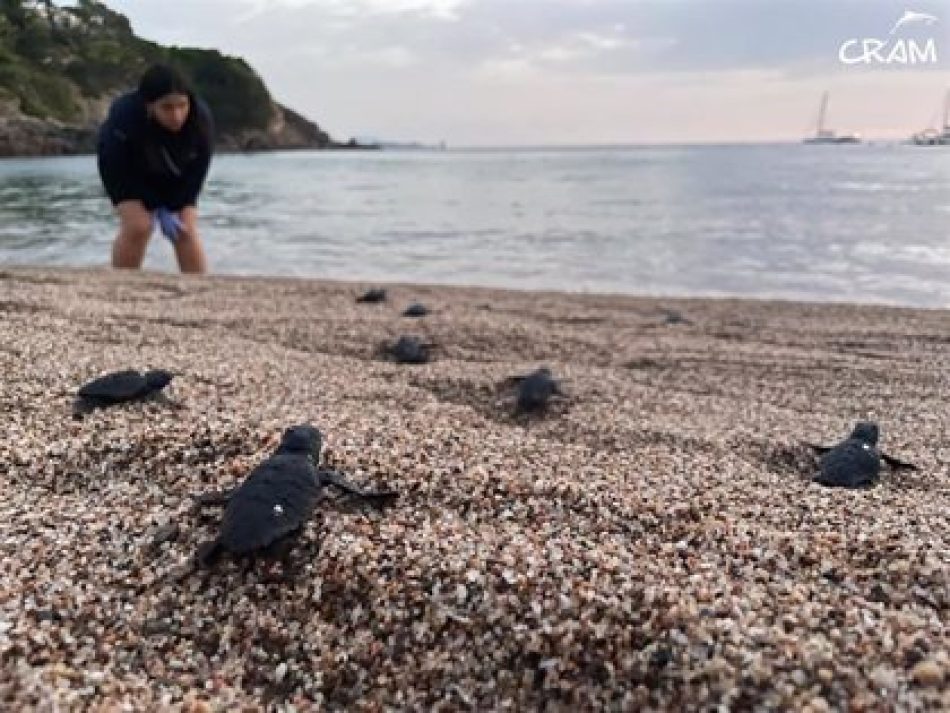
[943,88,949,129]
[816,91,829,136]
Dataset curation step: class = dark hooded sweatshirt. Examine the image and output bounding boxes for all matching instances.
[97,90,214,211]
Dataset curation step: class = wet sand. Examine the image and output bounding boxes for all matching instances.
[0,266,946,710]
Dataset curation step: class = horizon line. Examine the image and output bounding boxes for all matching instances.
[370,137,919,150]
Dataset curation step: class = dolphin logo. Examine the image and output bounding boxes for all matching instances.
[889,10,940,35]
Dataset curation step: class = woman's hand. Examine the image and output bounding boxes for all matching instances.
[154,207,185,242]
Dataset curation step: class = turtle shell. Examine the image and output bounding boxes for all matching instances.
[516,368,559,412]
[388,336,431,364]
[78,370,150,403]
[815,439,881,488]
[402,302,429,317]
[216,453,322,555]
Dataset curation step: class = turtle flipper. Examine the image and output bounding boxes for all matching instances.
[196,539,223,569]
[260,528,307,583]
[192,487,237,508]
[881,453,918,471]
[72,397,98,419]
[318,469,399,505]
[805,442,833,455]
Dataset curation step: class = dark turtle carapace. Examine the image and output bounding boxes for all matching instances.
[503,367,565,415]
[356,288,387,304]
[380,335,435,364]
[808,421,917,489]
[194,424,398,570]
[659,308,693,326]
[402,302,430,318]
[73,369,174,416]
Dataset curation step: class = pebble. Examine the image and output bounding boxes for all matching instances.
[870,665,897,690]
[910,659,945,687]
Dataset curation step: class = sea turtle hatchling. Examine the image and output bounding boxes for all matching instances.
[73,368,174,417]
[659,308,693,326]
[807,421,917,488]
[379,335,436,364]
[356,288,387,304]
[502,366,565,416]
[402,302,430,318]
[194,424,398,570]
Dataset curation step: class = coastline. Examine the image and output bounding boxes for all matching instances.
[0,266,946,708]
[0,115,376,159]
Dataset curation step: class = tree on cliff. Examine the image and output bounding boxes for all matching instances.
[0,0,336,152]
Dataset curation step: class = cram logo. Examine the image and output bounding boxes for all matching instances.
[839,9,940,65]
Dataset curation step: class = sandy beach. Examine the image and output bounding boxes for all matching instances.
[0,266,946,710]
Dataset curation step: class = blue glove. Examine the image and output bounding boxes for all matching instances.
[154,207,184,242]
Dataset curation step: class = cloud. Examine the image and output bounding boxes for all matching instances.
[348,46,420,68]
[103,0,950,143]
[231,0,469,23]
[353,0,468,20]
[108,0,948,77]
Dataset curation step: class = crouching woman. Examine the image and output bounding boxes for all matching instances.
[97,64,214,273]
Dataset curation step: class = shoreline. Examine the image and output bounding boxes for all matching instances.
[0,143,379,161]
[1,263,947,313]
[0,139,923,161]
[0,266,946,708]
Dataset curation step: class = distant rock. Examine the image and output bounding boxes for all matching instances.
[218,104,333,153]
[0,116,96,157]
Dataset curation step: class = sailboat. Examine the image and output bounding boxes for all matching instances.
[910,90,950,146]
[803,92,861,144]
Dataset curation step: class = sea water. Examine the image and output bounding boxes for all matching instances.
[1,143,948,307]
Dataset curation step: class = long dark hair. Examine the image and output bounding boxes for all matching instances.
[138,63,211,143]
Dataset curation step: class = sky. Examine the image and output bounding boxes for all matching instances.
[99,0,950,145]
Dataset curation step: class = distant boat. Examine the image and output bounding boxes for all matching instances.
[910,89,950,146]
[803,92,861,145]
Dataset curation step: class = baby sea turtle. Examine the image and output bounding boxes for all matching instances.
[659,308,693,326]
[379,335,436,364]
[503,367,565,415]
[402,302,430,318]
[356,288,387,304]
[73,369,174,417]
[195,424,398,570]
[808,421,917,488]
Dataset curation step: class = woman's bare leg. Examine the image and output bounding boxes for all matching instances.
[173,206,208,274]
[111,200,153,269]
